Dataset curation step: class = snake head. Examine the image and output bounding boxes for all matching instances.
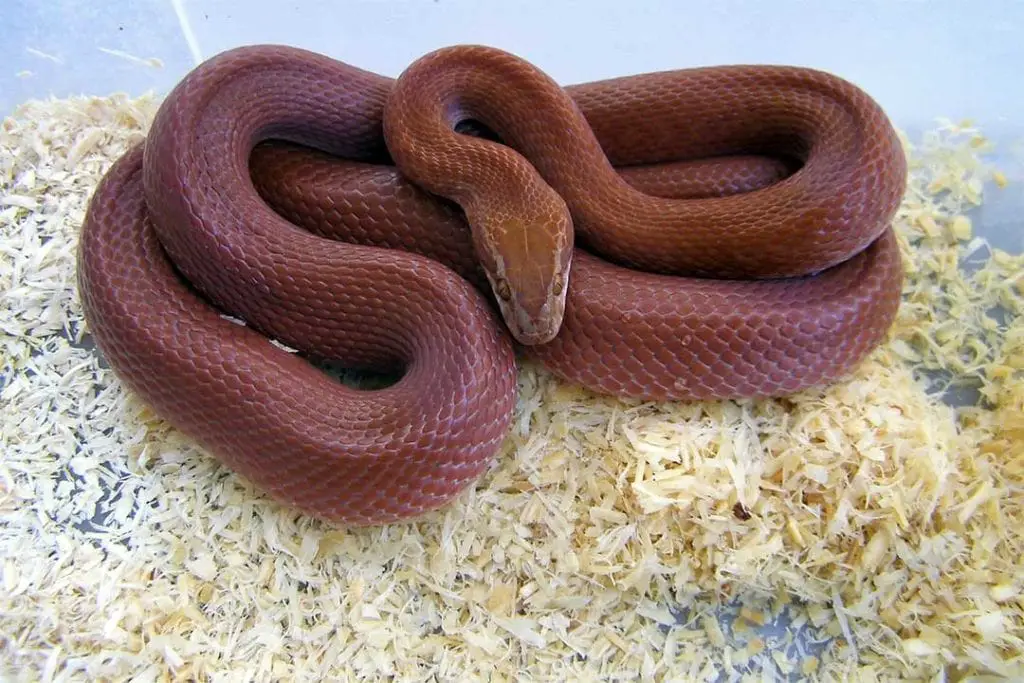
[469,208,574,346]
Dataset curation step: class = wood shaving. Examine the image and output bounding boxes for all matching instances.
[97,48,165,70]
[24,48,63,64]
[1,94,1021,681]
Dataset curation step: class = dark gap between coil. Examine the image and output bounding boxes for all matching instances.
[301,355,406,391]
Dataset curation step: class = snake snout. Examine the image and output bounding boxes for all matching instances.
[499,281,567,346]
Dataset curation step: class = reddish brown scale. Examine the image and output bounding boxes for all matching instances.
[78,44,906,524]
[385,47,906,279]
[528,232,902,399]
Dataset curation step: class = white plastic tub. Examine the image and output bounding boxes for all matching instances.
[3,1,1022,680]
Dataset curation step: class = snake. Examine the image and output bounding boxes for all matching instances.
[77,44,907,525]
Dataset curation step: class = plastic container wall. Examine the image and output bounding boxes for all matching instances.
[4,0,1021,247]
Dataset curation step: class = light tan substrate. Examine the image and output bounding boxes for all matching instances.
[1,95,1021,681]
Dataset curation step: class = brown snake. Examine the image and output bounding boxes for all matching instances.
[77,44,906,525]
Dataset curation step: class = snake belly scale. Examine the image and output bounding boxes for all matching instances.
[77,44,906,524]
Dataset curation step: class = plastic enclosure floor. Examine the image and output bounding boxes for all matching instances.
[3,1,1022,676]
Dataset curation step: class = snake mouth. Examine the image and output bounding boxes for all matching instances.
[494,283,567,347]
[509,318,561,346]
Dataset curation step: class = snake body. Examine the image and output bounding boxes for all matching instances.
[77,45,906,524]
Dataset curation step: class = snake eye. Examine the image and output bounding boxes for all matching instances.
[495,278,512,301]
[552,278,564,296]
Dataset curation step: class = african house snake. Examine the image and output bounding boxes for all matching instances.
[77,45,906,524]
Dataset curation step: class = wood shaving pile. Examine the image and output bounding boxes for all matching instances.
[1,93,1021,682]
